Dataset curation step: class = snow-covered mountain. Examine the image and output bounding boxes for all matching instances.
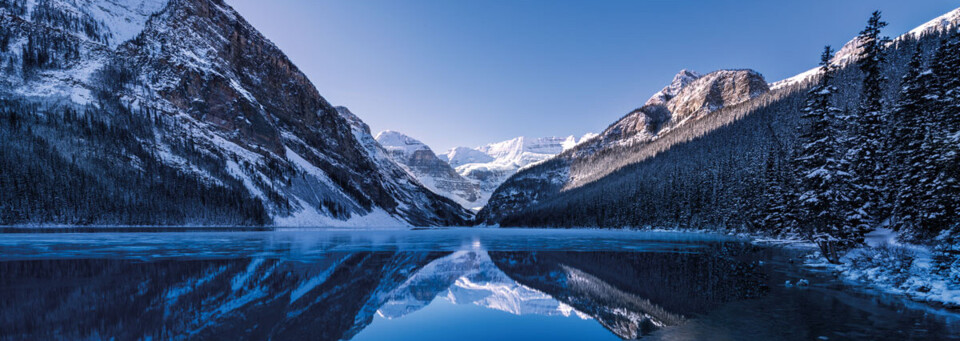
[438,134,595,209]
[374,130,482,210]
[478,7,960,227]
[478,68,769,223]
[770,7,960,90]
[0,0,470,226]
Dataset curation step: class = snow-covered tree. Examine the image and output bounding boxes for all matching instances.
[848,11,892,226]
[932,224,960,285]
[925,30,960,235]
[759,128,796,233]
[891,45,939,235]
[794,46,863,263]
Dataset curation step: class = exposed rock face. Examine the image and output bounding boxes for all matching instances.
[0,0,470,226]
[646,69,702,107]
[666,69,769,122]
[375,130,482,209]
[478,69,769,224]
[596,69,768,148]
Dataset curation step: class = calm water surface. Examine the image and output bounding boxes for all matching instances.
[0,228,957,340]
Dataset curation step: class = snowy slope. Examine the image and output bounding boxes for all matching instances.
[441,147,494,167]
[479,7,960,227]
[0,0,470,226]
[375,130,482,210]
[770,7,960,90]
[478,69,770,224]
[439,134,595,209]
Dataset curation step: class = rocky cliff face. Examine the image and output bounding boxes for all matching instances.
[375,130,482,209]
[0,0,470,226]
[478,69,769,224]
[585,69,768,152]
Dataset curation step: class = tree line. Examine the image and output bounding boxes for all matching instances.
[496,12,960,267]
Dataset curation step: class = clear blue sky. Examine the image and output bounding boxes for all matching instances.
[227,0,958,152]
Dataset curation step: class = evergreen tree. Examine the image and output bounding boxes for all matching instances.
[794,46,861,263]
[848,11,891,226]
[891,45,939,236]
[925,30,960,236]
[760,127,796,234]
[932,224,960,285]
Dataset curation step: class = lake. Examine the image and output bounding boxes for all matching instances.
[0,228,957,340]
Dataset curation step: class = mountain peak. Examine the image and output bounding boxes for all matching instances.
[0,0,471,226]
[375,130,431,155]
[336,106,371,135]
[444,147,495,167]
[667,69,768,120]
[602,69,767,145]
[645,69,703,107]
[675,69,702,79]
[375,131,482,209]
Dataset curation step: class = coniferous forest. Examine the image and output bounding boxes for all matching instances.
[490,12,960,265]
[1,1,960,339]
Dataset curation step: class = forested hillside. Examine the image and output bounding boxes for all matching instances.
[479,10,960,258]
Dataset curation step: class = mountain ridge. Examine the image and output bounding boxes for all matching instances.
[477,6,960,227]
[375,130,483,209]
[0,0,470,226]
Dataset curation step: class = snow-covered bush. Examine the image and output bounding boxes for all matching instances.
[846,245,916,288]
[932,225,960,284]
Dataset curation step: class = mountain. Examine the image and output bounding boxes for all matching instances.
[439,134,595,209]
[771,7,960,90]
[0,0,470,226]
[478,68,770,224]
[374,130,483,209]
[442,146,495,167]
[477,7,960,229]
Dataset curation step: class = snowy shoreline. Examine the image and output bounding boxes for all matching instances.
[627,225,960,309]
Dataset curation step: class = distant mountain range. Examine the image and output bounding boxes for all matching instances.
[377,132,595,210]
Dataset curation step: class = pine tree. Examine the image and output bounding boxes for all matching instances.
[926,30,960,237]
[761,155,795,233]
[760,126,796,234]
[891,45,938,235]
[932,224,960,284]
[848,11,891,226]
[794,46,862,263]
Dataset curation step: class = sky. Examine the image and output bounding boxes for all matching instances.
[227,0,959,153]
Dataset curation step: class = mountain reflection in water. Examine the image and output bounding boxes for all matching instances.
[0,230,958,340]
